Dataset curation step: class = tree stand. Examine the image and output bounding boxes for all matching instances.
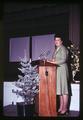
[17,102,35,116]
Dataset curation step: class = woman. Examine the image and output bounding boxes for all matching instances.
[48,34,69,115]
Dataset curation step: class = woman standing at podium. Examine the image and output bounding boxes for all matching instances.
[49,34,69,115]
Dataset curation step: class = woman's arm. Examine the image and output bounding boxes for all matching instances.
[55,48,68,65]
[47,59,57,64]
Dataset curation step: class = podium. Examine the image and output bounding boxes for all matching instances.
[32,60,57,116]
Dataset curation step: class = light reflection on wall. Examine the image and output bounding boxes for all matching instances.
[32,34,55,61]
[9,37,30,62]
[9,34,55,62]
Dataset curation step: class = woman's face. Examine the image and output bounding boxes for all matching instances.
[54,37,63,47]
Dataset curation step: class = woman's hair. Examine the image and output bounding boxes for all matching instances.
[54,33,63,41]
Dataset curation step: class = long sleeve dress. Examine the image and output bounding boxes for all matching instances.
[52,45,69,95]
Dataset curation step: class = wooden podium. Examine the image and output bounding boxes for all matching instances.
[32,60,57,116]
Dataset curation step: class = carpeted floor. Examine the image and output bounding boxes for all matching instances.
[3,104,80,117]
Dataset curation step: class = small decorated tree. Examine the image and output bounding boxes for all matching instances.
[12,51,40,105]
[67,41,80,82]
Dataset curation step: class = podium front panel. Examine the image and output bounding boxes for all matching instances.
[39,65,57,116]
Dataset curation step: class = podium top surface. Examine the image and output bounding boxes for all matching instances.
[32,60,57,66]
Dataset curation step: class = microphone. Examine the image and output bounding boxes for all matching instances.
[39,53,44,57]
[46,50,50,56]
[38,51,45,59]
[38,50,50,59]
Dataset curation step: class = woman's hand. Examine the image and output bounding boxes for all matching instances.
[47,59,56,64]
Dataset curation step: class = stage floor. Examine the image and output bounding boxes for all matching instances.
[3,104,79,117]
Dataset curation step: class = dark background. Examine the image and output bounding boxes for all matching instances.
[3,3,80,81]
